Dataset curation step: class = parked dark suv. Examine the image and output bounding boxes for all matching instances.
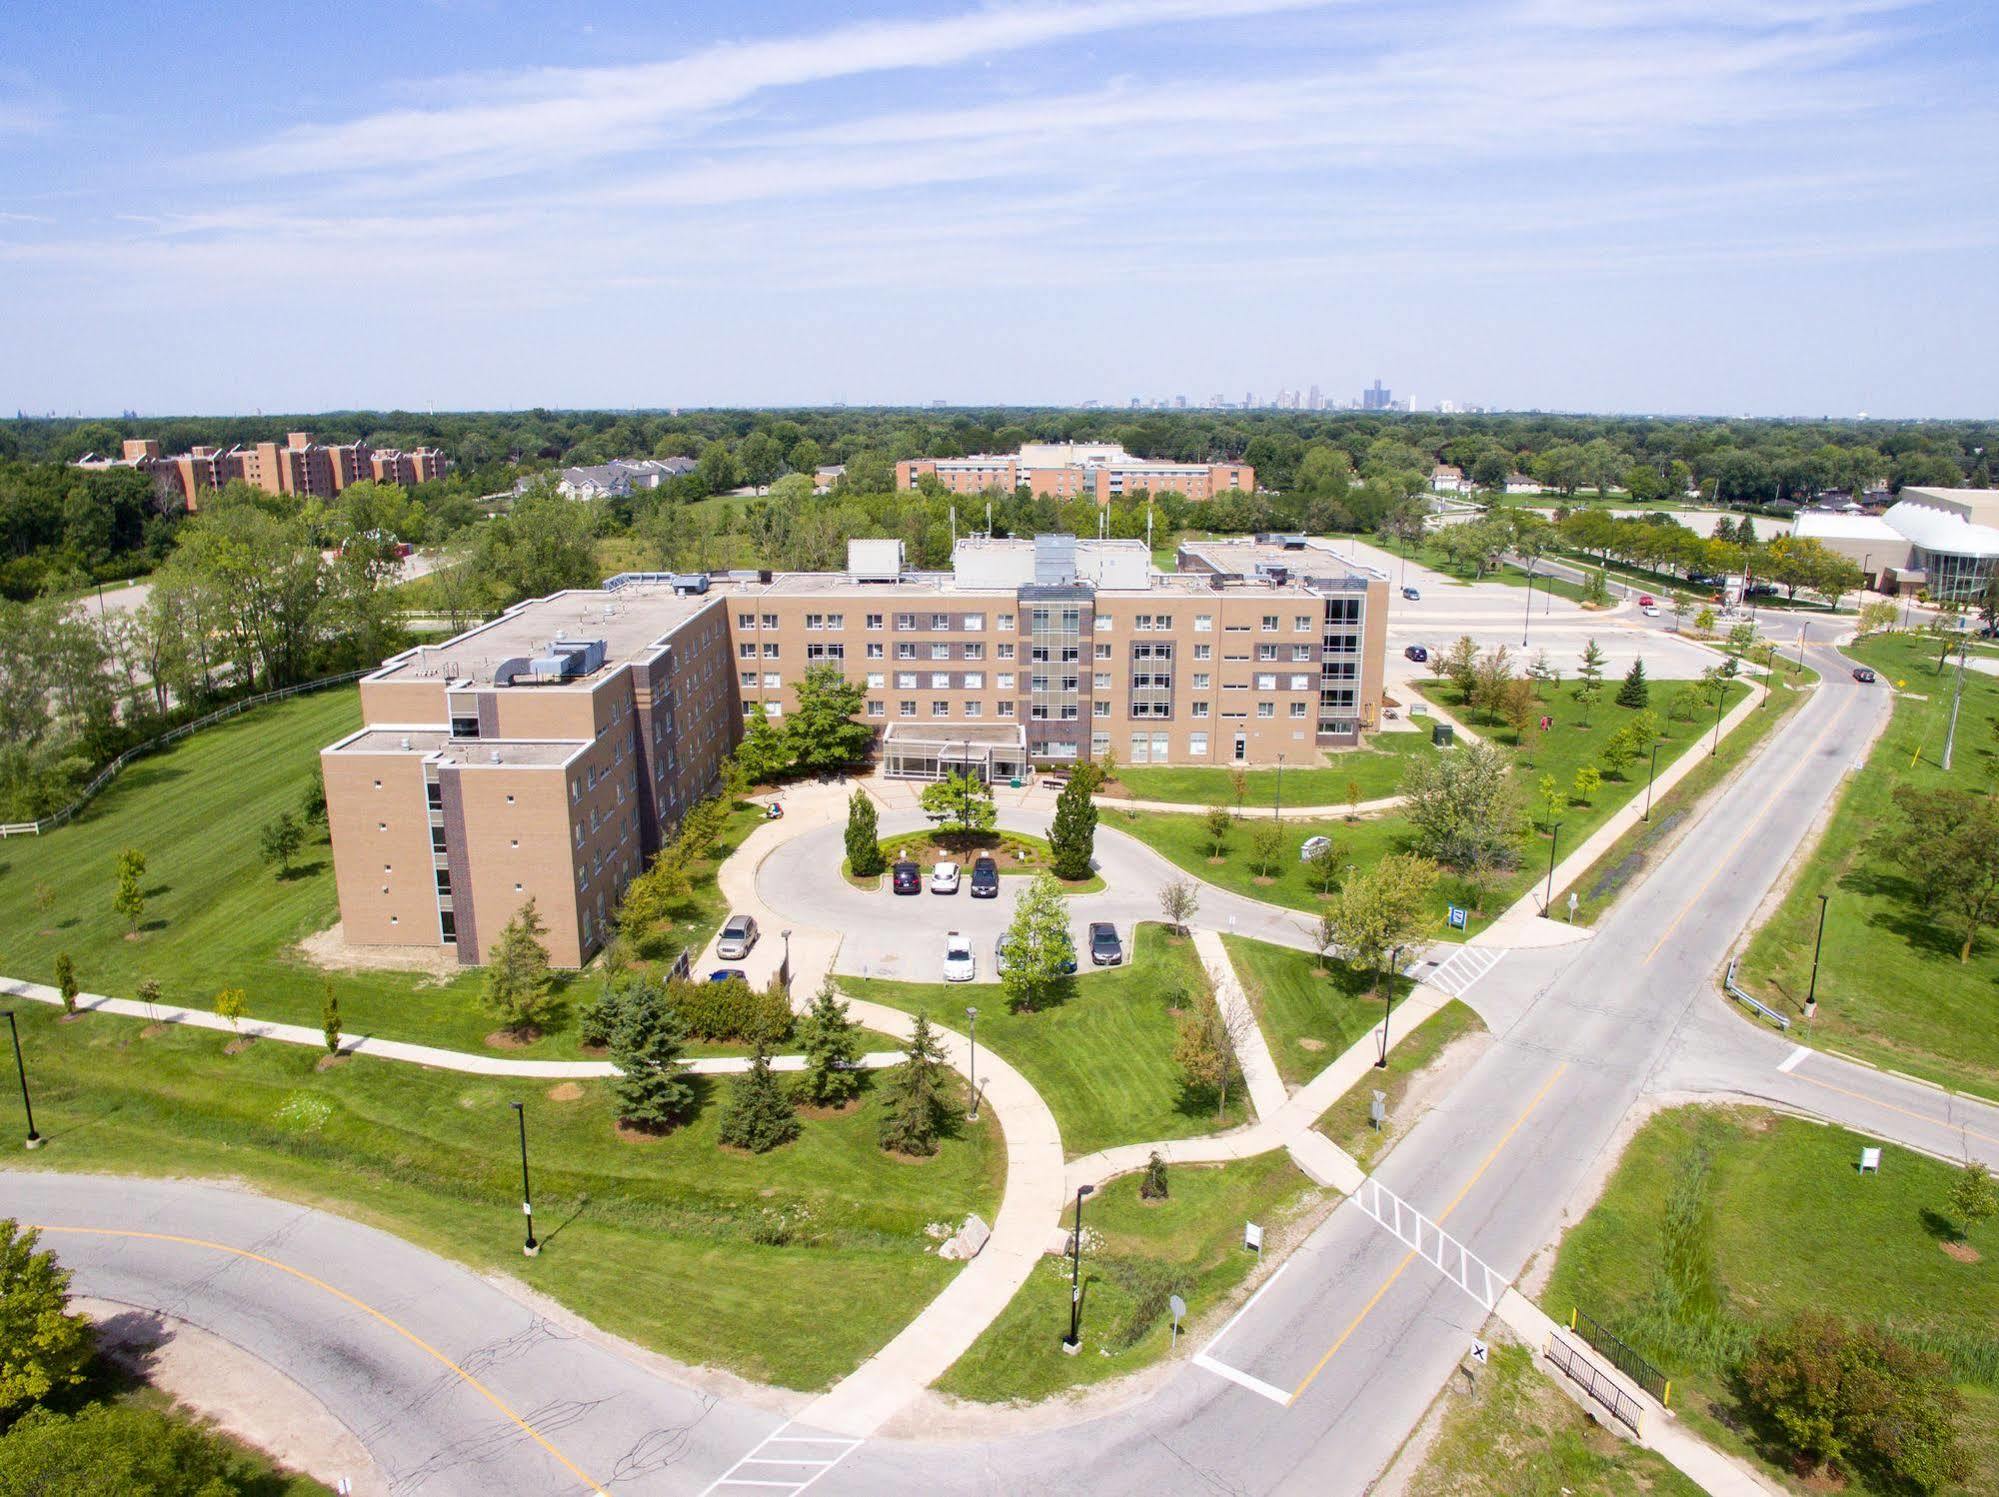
[891,860,921,895]
[969,857,1000,898]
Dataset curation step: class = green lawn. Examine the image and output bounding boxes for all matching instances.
[1316,1000,1484,1171]
[1402,1338,1703,1497]
[1740,633,1999,1098]
[1223,934,1414,1088]
[1105,674,1748,941]
[0,686,761,1059]
[1107,733,1438,808]
[843,924,1244,1157]
[934,1151,1323,1403]
[1563,659,1816,926]
[1539,1106,1999,1494]
[7,1000,1003,1392]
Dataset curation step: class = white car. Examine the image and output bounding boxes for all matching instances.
[930,861,961,894]
[1642,605,1660,617]
[943,931,977,982]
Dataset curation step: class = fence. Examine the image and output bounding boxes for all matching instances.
[1353,1174,1506,1313]
[0,668,371,838]
[1724,957,1791,1031]
[1571,1307,1672,1406]
[1545,1332,1646,1435]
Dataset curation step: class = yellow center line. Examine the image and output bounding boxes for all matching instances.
[1644,692,1852,963]
[1289,1063,1568,1403]
[31,1225,607,1496]
[1785,1071,1999,1151]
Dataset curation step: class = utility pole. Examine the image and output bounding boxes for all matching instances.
[1943,642,1968,771]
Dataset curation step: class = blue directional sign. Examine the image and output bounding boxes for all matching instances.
[1447,904,1468,930]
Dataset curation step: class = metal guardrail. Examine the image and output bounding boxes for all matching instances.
[1724,957,1791,1030]
[0,668,370,838]
[1546,1332,1646,1435]
[1571,1307,1672,1406]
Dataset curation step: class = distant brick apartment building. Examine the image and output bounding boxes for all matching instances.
[895,442,1252,503]
[74,433,446,509]
[320,533,1385,967]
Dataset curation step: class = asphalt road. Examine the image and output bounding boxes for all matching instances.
[20,621,1999,1496]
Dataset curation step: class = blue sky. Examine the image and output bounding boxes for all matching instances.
[2,0,1994,417]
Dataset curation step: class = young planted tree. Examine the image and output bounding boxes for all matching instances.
[844,788,884,878]
[609,976,695,1131]
[53,953,78,1016]
[1203,804,1232,858]
[113,847,147,931]
[300,777,328,829]
[134,976,162,1022]
[1249,820,1285,879]
[1440,634,1481,701]
[1000,871,1076,1012]
[32,883,55,927]
[1174,983,1250,1120]
[878,1012,951,1157]
[797,978,864,1108]
[1598,725,1639,778]
[483,897,554,1038]
[718,1041,800,1153]
[1536,773,1565,834]
[1139,1150,1169,1201]
[1499,676,1537,745]
[1615,658,1650,709]
[1581,568,1611,607]
[1694,604,1718,637]
[1400,738,1523,900]
[1345,777,1362,821]
[1048,770,1098,881]
[1327,854,1439,997]
[616,845,694,939]
[1571,764,1602,806]
[0,1219,94,1421]
[321,979,342,1056]
[212,988,246,1032]
[1157,876,1200,936]
[1526,649,1556,696]
[1575,639,1607,725]
[919,768,996,845]
[1228,766,1249,820]
[1469,644,1515,720]
[259,810,304,877]
[1306,837,1344,898]
[1948,1160,1998,1240]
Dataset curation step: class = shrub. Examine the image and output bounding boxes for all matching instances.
[1140,1150,1169,1200]
[665,975,793,1045]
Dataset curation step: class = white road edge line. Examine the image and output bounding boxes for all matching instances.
[1192,1352,1294,1407]
[1197,1256,1295,1359]
[1777,1044,1811,1074]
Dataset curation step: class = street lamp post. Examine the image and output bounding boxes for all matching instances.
[1063,1184,1096,1352]
[1274,755,1284,822]
[965,1005,980,1120]
[5,1012,42,1149]
[1522,563,1534,647]
[1710,679,1726,756]
[1543,822,1561,915]
[1642,742,1661,821]
[780,928,792,987]
[509,1101,538,1257]
[1805,893,1828,1019]
[1375,944,1403,1068]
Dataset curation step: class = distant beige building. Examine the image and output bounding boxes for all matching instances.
[72,431,446,509]
[896,443,1252,502]
[320,533,1388,967]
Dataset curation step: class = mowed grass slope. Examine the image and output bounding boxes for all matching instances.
[1540,1106,1999,1493]
[844,924,1243,1158]
[1224,934,1414,1088]
[8,1000,1003,1391]
[0,686,761,1057]
[1105,672,1749,941]
[1107,733,1438,808]
[1742,632,1999,1097]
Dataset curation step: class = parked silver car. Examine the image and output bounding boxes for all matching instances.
[716,914,759,960]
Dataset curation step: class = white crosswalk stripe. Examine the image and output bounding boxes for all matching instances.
[702,1424,863,1496]
[1421,945,1505,999]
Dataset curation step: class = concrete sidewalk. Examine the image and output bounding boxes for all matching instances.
[0,976,901,1078]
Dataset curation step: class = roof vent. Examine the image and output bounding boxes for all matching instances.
[400,735,411,751]
[490,749,502,765]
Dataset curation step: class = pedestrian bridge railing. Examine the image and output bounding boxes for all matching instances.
[1546,1332,1647,1435]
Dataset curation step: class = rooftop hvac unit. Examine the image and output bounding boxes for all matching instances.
[1034,533,1078,585]
[847,538,904,582]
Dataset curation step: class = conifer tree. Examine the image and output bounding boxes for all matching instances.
[718,1041,800,1153]
[878,1012,951,1156]
[797,978,863,1107]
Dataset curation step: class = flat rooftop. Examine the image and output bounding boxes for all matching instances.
[1179,537,1381,584]
[328,728,585,766]
[370,587,724,688]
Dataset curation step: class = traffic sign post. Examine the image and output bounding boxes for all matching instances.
[1169,1294,1187,1350]
[1447,904,1467,930]
[1244,1221,1263,1256]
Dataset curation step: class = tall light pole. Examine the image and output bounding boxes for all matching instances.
[5,1012,41,1149]
[1543,822,1562,915]
[509,1101,538,1257]
[1274,754,1285,822]
[1063,1184,1095,1352]
[965,1005,980,1121]
[1375,944,1403,1068]
[1805,893,1828,1019]
[1522,562,1534,647]
[1709,679,1726,756]
[1642,742,1661,822]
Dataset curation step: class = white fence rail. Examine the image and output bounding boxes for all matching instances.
[1353,1175,1506,1312]
[0,668,369,838]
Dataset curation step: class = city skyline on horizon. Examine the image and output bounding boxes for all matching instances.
[3,0,1995,420]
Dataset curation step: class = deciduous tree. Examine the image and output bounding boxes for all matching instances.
[1325,854,1438,995]
[786,662,873,770]
[112,846,146,931]
[1203,804,1231,857]
[919,768,995,843]
[734,709,792,784]
[1400,738,1522,892]
[259,811,303,876]
[1157,877,1200,935]
[999,871,1076,1012]
[1948,1160,1998,1240]
[53,952,77,1015]
[0,1218,93,1421]
[1249,820,1284,878]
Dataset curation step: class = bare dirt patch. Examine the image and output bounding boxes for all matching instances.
[1941,1240,1982,1264]
[314,1053,349,1073]
[1297,1036,1327,1053]
[796,1099,859,1120]
[57,1011,87,1025]
[546,1082,584,1102]
[222,1037,255,1055]
[613,1120,679,1143]
[123,930,146,942]
[140,1022,171,1039]
[484,1028,543,1050]
[297,921,461,982]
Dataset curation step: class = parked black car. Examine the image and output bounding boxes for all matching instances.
[1404,644,1429,662]
[1852,666,1877,683]
[891,860,922,895]
[1089,922,1124,966]
[969,857,1000,897]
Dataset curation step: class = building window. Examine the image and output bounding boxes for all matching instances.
[1295,615,1314,631]
[931,701,950,717]
[866,642,884,659]
[1195,614,1213,631]
[1262,615,1279,631]
[931,642,951,660]
[931,612,950,630]
[1291,701,1309,718]
[761,613,778,630]
[1192,701,1210,718]
[1094,615,1113,632]
[740,671,757,689]
[1258,644,1278,661]
[805,613,825,630]
[738,643,757,659]
[997,672,1015,690]
[1256,673,1277,690]
[930,672,951,689]
[963,613,984,631]
[962,642,984,661]
[963,672,984,689]
[826,613,844,630]
[1258,702,1275,718]
[1189,731,1208,756]
[866,672,885,688]
[998,642,1015,660]
[1293,645,1314,662]
[964,701,983,718]
[1290,674,1312,690]
[1194,643,1212,660]
[997,700,1015,717]
[866,613,884,630]
[896,642,916,660]
[899,700,917,717]
[1095,643,1112,661]
[895,613,917,630]
[867,700,884,718]
[1093,672,1112,690]
[897,672,918,689]
[762,643,780,658]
